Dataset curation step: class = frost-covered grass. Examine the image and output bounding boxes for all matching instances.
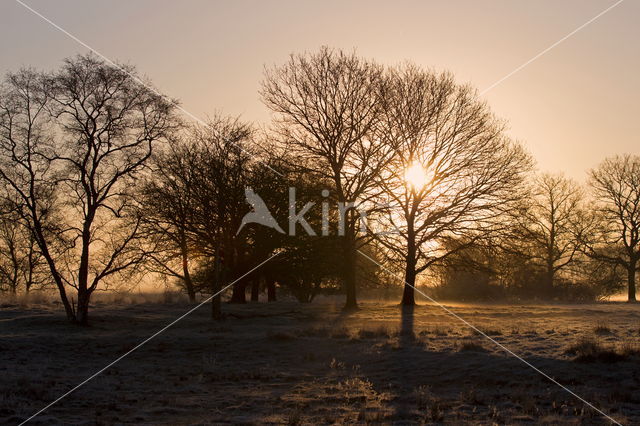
[1,298,639,424]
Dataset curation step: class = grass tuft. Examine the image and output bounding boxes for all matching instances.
[357,326,391,339]
[564,337,626,363]
[593,322,613,336]
[458,340,488,352]
[471,326,503,336]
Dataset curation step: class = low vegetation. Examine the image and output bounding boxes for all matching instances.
[565,337,640,363]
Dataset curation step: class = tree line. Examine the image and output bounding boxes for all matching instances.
[0,48,638,324]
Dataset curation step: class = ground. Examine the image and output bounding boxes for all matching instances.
[1,297,640,425]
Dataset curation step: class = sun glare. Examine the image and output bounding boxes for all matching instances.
[404,162,429,189]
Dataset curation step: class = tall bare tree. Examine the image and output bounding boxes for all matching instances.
[261,47,393,310]
[374,65,531,305]
[0,55,177,323]
[0,68,72,314]
[139,139,200,302]
[511,173,587,296]
[185,118,253,315]
[587,155,640,302]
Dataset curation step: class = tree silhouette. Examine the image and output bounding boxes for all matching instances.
[261,47,394,310]
[183,118,254,313]
[586,155,640,302]
[373,65,531,305]
[0,55,178,323]
[0,199,45,294]
[510,173,587,297]
[139,138,201,302]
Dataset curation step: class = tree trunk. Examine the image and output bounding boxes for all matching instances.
[267,278,276,302]
[55,275,75,322]
[250,279,260,302]
[212,240,222,320]
[76,214,93,324]
[76,290,91,325]
[545,262,555,299]
[229,278,247,303]
[628,260,637,302]
[32,220,75,321]
[401,272,416,306]
[402,244,417,306]
[401,225,417,306]
[184,276,196,303]
[180,235,196,303]
[343,246,358,310]
[26,239,35,293]
[343,226,358,311]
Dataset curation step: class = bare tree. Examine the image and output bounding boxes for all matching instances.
[510,173,587,297]
[0,211,25,294]
[0,55,178,323]
[587,155,640,302]
[0,68,73,314]
[373,65,531,305]
[261,47,393,310]
[0,200,45,294]
[184,118,253,316]
[139,139,200,302]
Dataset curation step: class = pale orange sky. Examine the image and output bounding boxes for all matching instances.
[1,0,637,181]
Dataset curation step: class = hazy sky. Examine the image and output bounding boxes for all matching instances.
[1,0,637,181]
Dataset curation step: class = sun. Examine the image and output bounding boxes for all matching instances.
[404,162,429,189]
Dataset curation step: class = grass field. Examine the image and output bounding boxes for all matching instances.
[2,298,640,424]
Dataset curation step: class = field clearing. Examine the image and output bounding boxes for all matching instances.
[2,299,640,424]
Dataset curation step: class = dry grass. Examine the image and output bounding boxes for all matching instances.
[356,326,392,339]
[0,290,193,308]
[563,337,638,363]
[414,385,446,422]
[1,299,636,424]
[472,326,503,336]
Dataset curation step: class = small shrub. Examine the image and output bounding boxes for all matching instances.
[432,325,449,336]
[337,377,373,393]
[458,341,487,352]
[459,387,484,405]
[619,341,640,357]
[594,322,613,335]
[414,385,431,410]
[564,337,625,363]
